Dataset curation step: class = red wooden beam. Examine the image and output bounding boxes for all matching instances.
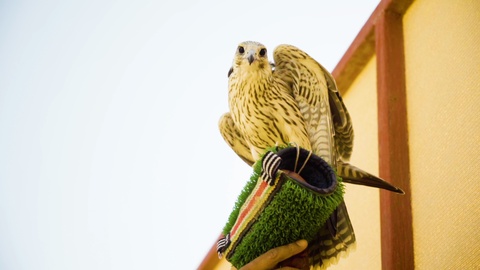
[198,235,222,270]
[332,2,381,93]
[375,3,414,269]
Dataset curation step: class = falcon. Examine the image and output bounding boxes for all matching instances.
[219,41,403,268]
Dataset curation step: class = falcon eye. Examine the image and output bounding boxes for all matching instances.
[259,48,266,57]
[238,46,245,54]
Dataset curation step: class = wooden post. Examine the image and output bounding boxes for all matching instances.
[376,7,414,270]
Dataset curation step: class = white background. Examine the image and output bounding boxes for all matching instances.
[0,1,379,269]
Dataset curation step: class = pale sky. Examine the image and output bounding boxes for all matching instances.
[0,1,379,269]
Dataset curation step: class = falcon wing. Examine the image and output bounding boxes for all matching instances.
[273,45,354,164]
[325,69,354,161]
[218,112,255,166]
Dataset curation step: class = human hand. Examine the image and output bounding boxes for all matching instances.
[235,239,308,270]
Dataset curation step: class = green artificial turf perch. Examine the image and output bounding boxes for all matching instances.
[217,146,345,269]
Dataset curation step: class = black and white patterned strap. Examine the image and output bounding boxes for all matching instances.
[216,233,231,258]
[261,151,282,186]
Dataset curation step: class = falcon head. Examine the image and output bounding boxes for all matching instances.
[229,41,270,77]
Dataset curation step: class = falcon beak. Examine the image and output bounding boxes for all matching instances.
[246,50,255,65]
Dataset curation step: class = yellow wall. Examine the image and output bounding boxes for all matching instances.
[403,0,480,268]
[330,55,382,270]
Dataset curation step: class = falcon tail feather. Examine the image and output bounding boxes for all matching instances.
[337,162,405,194]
